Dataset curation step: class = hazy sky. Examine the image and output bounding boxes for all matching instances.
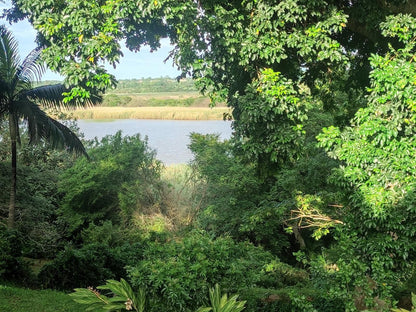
[0,2,181,81]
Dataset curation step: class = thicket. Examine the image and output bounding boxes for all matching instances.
[0,125,345,311]
[3,0,416,311]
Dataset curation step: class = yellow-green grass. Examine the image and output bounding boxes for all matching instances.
[0,285,84,312]
[68,106,232,120]
[159,164,207,228]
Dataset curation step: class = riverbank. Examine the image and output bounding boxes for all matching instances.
[68,106,232,120]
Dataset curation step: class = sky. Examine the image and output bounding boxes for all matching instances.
[0,2,181,81]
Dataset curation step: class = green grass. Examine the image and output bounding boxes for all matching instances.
[102,92,215,108]
[0,284,85,312]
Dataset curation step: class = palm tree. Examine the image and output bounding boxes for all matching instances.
[0,26,100,229]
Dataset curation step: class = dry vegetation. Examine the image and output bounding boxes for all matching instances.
[69,106,231,120]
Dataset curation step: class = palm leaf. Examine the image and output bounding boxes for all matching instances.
[16,99,87,156]
[18,46,44,82]
[69,288,115,312]
[0,25,20,85]
[25,83,102,109]
[47,118,88,156]
[203,284,246,312]
[98,278,146,312]
[25,84,69,108]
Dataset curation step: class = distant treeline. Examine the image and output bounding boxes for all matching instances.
[37,77,198,94]
[38,78,208,108]
[111,77,198,94]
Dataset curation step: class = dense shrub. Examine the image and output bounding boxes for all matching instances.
[0,226,34,286]
[80,220,142,247]
[241,287,345,312]
[0,142,74,258]
[58,132,163,237]
[126,230,306,312]
[0,118,80,258]
[38,243,127,290]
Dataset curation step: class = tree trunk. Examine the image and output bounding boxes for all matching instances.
[292,224,306,250]
[8,113,17,229]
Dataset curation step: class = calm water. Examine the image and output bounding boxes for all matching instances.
[77,119,233,164]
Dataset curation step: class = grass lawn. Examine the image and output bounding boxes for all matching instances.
[0,285,85,312]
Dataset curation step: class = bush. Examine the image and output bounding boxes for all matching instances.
[58,132,163,237]
[0,226,35,286]
[38,243,127,290]
[0,142,74,258]
[240,287,345,312]
[126,230,305,312]
[80,220,138,247]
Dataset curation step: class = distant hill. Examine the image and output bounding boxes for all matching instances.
[36,78,224,107]
[110,77,198,94]
[37,77,197,93]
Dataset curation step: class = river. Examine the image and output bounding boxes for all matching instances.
[76,119,233,165]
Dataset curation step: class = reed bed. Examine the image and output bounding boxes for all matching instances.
[160,164,205,227]
[68,106,231,120]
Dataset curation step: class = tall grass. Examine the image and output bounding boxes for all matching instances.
[69,106,231,120]
[159,164,206,228]
[126,164,205,234]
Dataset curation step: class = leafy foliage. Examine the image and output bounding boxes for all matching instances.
[0,226,34,285]
[188,133,291,255]
[232,69,309,170]
[0,120,77,257]
[314,14,416,309]
[58,131,163,236]
[38,244,127,291]
[70,278,146,312]
[126,230,302,312]
[196,284,246,312]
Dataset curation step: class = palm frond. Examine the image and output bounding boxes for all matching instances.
[25,84,102,109]
[0,25,20,86]
[18,46,44,82]
[47,118,88,157]
[24,84,67,108]
[16,99,88,157]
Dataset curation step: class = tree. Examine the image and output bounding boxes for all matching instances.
[316,14,416,303]
[0,26,99,229]
[6,0,414,167]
